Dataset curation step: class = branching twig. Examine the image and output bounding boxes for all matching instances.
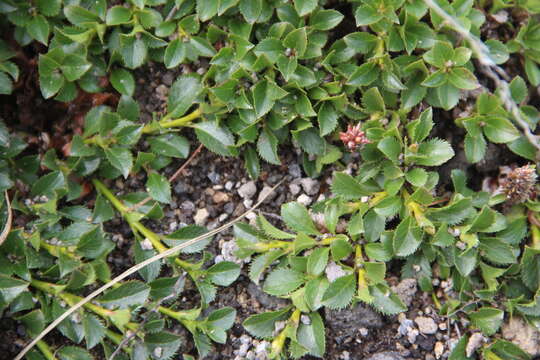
[424,0,540,157]
[14,179,283,360]
[126,144,204,212]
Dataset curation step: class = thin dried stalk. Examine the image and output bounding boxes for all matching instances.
[14,180,283,360]
[0,191,12,246]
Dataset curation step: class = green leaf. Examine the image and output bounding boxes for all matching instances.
[294,0,318,16]
[281,202,319,235]
[0,72,13,95]
[60,54,91,82]
[104,147,133,178]
[310,10,344,30]
[370,284,407,315]
[120,35,147,69]
[427,197,472,225]
[196,0,218,21]
[294,127,325,156]
[146,172,171,204]
[263,268,305,296]
[206,261,240,286]
[354,5,383,26]
[331,172,370,199]
[100,280,150,308]
[416,138,454,166]
[0,275,28,304]
[36,0,62,16]
[239,0,262,23]
[257,128,280,165]
[244,146,260,179]
[348,62,378,87]
[148,133,190,158]
[27,15,50,45]
[393,217,423,257]
[469,307,504,336]
[257,215,295,239]
[510,76,528,103]
[464,133,486,163]
[64,5,101,26]
[297,312,326,357]
[193,121,235,156]
[82,314,105,349]
[145,332,183,360]
[479,238,517,265]
[307,248,329,276]
[58,347,93,360]
[362,87,385,113]
[483,116,520,143]
[448,67,479,90]
[305,277,330,311]
[168,75,202,117]
[322,274,355,309]
[377,136,401,163]
[318,102,338,136]
[521,247,540,292]
[243,308,290,339]
[164,39,186,69]
[283,27,308,57]
[424,41,454,67]
[110,68,135,96]
[343,32,378,54]
[436,83,460,110]
[106,6,132,25]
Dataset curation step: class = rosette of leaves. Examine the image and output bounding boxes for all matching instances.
[421,41,479,110]
[234,205,405,358]
[457,86,540,163]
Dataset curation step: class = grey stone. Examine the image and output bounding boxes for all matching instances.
[258,185,276,203]
[392,278,417,307]
[194,208,209,225]
[238,181,257,199]
[502,316,540,356]
[297,194,312,206]
[207,171,220,184]
[174,181,189,194]
[289,183,301,195]
[415,316,438,335]
[365,352,404,360]
[325,302,384,338]
[288,164,302,178]
[300,178,320,195]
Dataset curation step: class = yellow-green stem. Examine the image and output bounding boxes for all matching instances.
[92,179,129,214]
[529,224,540,249]
[36,340,57,360]
[142,108,201,134]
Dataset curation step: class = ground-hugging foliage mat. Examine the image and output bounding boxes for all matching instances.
[0,0,540,359]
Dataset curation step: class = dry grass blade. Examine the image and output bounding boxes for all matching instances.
[14,179,283,360]
[0,191,12,246]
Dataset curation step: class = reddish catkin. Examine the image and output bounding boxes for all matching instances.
[339,124,370,152]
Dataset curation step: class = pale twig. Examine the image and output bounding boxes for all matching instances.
[0,191,12,246]
[126,144,204,212]
[424,0,540,156]
[14,179,283,360]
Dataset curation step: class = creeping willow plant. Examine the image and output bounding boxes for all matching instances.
[0,0,540,359]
